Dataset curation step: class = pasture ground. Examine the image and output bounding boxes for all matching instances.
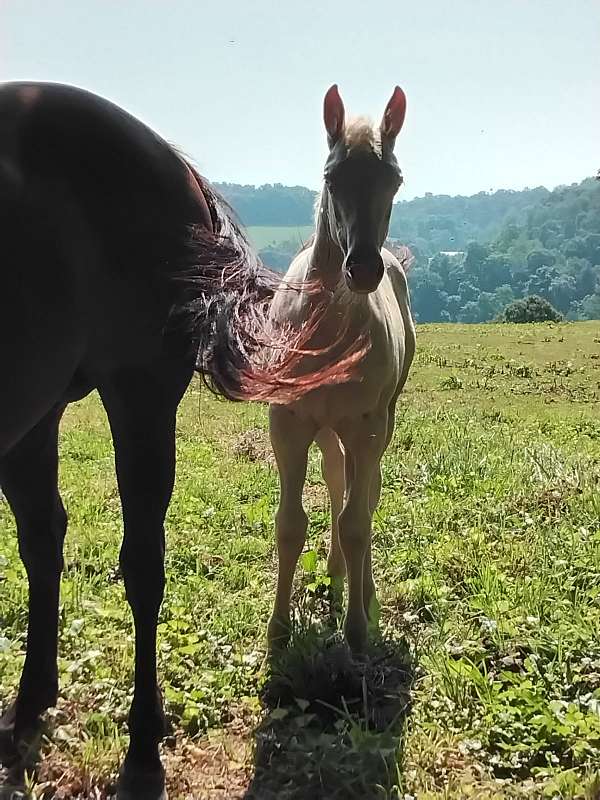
[1,322,599,799]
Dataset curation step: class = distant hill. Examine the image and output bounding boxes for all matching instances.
[216,177,600,321]
[217,182,556,250]
[388,186,553,253]
[216,183,315,227]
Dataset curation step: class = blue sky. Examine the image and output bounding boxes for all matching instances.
[1,0,598,199]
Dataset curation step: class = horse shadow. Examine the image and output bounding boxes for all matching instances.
[244,613,415,800]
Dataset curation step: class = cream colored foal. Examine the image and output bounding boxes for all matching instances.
[267,85,416,654]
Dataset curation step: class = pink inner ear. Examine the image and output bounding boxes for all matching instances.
[382,86,407,138]
[323,84,345,142]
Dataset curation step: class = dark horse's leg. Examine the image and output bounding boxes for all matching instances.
[0,405,66,766]
[99,363,191,800]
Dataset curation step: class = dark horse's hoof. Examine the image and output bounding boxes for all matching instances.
[0,701,19,767]
[0,763,27,800]
[116,763,167,800]
[0,701,42,770]
[0,705,33,800]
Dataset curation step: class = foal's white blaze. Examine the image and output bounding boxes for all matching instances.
[267,86,416,655]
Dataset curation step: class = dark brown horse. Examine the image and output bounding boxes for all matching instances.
[0,82,356,799]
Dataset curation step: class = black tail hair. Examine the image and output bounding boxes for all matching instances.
[171,168,367,403]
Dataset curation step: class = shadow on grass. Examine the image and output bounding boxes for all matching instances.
[244,624,415,800]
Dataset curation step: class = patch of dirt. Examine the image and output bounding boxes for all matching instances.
[19,726,253,800]
[232,429,276,467]
[513,484,582,521]
[302,482,329,510]
[19,752,117,799]
[163,726,252,800]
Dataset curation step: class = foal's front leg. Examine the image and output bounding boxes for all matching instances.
[267,406,316,652]
[100,366,190,800]
[338,413,387,654]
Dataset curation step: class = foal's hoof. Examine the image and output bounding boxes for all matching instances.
[116,763,167,800]
[344,620,369,657]
[346,637,368,658]
[266,615,291,656]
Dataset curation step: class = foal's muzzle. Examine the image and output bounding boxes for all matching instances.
[343,248,385,294]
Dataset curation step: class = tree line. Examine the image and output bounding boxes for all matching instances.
[217,176,600,322]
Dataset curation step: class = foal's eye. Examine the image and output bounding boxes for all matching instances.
[324,171,341,191]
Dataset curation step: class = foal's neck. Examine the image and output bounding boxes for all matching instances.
[309,189,344,290]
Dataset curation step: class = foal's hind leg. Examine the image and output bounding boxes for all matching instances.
[99,364,191,800]
[315,428,345,578]
[362,398,398,629]
[363,466,382,631]
[315,428,346,615]
[0,406,66,767]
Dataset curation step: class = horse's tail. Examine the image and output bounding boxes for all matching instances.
[172,172,367,403]
[388,243,414,274]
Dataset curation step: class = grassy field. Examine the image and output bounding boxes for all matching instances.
[246,225,314,250]
[1,321,600,799]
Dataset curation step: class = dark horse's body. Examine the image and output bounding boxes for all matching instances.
[0,82,334,799]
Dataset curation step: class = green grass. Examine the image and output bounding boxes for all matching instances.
[246,225,314,250]
[1,321,600,798]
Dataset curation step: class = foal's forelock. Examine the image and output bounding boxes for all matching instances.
[344,116,383,157]
[325,116,401,169]
[323,125,403,220]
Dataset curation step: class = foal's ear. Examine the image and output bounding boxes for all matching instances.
[381,86,407,145]
[323,84,345,146]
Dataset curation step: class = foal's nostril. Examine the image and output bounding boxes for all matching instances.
[344,251,384,293]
